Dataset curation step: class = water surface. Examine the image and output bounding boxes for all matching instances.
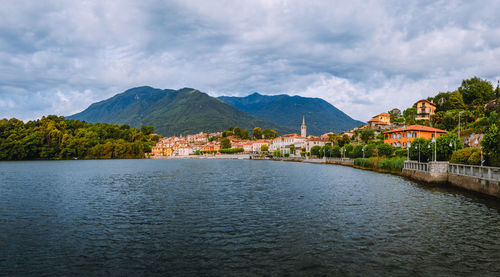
[1,159,499,276]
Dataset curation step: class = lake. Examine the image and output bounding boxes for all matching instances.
[0,159,499,275]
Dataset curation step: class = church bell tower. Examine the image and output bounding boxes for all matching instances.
[301,116,307,138]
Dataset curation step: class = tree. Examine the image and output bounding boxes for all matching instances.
[458,77,495,105]
[310,145,321,157]
[289,144,296,155]
[352,145,364,158]
[408,138,432,162]
[331,145,341,157]
[220,138,231,149]
[388,108,401,122]
[240,129,250,139]
[482,124,499,156]
[140,125,155,135]
[365,143,377,157]
[252,127,263,139]
[273,149,282,157]
[376,143,394,157]
[263,129,278,139]
[436,133,462,161]
[447,91,465,110]
[261,144,269,152]
[360,129,375,143]
[233,126,242,138]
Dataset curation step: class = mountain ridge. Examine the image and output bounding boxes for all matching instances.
[218,92,364,135]
[68,86,295,136]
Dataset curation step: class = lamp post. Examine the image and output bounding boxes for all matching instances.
[407,142,411,160]
[362,145,365,158]
[475,138,484,166]
[428,144,431,162]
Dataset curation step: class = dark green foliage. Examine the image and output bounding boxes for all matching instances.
[219,148,244,154]
[376,143,394,157]
[331,145,341,157]
[310,145,321,157]
[467,151,481,165]
[318,144,332,157]
[394,149,407,157]
[218,93,364,135]
[360,129,375,143]
[262,128,278,139]
[458,77,495,105]
[0,116,156,160]
[252,127,263,139]
[344,144,354,158]
[436,133,462,161]
[365,143,377,157]
[272,149,282,157]
[408,138,432,162]
[261,144,268,152]
[351,145,364,158]
[482,124,499,155]
[68,87,292,136]
[220,138,231,149]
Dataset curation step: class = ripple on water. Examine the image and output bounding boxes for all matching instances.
[0,159,499,276]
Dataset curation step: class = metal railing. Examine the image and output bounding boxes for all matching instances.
[404,160,429,172]
[448,163,500,181]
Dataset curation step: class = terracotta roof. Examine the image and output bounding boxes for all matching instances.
[367,119,389,124]
[384,124,447,134]
[281,133,305,138]
[415,99,436,107]
[376,112,390,116]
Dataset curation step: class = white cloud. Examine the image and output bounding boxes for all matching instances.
[1,0,500,121]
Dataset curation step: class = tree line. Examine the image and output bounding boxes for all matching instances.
[0,115,159,160]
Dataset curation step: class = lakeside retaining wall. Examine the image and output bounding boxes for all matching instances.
[403,161,500,198]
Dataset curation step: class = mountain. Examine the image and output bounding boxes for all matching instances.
[67,87,294,136]
[218,93,364,135]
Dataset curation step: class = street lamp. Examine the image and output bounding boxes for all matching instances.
[407,142,411,160]
[474,138,484,166]
[362,145,365,158]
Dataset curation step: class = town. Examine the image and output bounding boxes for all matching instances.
[150,98,453,159]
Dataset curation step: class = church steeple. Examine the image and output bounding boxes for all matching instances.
[301,115,307,137]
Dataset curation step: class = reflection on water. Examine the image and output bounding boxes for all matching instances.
[0,159,499,275]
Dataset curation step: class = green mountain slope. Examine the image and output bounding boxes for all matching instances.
[67,87,294,136]
[219,93,364,135]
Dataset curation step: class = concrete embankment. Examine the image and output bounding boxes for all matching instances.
[403,161,500,199]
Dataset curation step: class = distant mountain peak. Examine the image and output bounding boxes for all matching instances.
[218,93,363,135]
[67,87,293,136]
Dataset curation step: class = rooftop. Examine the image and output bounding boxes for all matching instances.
[384,124,447,134]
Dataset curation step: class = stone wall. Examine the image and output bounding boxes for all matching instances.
[448,174,500,198]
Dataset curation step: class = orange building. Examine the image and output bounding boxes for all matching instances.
[367,112,391,128]
[415,99,436,121]
[384,125,447,148]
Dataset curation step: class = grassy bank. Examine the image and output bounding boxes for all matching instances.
[354,157,407,174]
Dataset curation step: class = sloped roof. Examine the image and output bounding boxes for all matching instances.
[384,124,447,134]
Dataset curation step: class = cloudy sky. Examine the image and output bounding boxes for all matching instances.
[2,0,500,121]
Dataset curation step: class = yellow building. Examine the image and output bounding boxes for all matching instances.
[415,99,436,121]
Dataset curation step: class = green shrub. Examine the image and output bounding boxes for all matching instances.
[395,149,407,157]
[377,143,394,157]
[284,153,290,157]
[450,148,480,164]
[219,148,244,154]
[467,151,481,165]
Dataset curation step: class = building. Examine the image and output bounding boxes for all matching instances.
[270,134,306,154]
[301,116,307,138]
[304,137,330,152]
[367,112,390,129]
[252,139,270,152]
[415,99,436,121]
[383,124,447,148]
